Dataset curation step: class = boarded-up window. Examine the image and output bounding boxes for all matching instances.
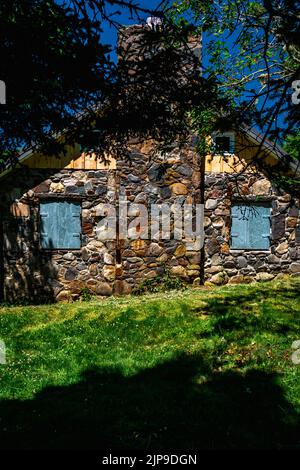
[40,200,81,249]
[231,204,271,250]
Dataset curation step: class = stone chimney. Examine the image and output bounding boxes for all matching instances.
[146,16,163,31]
[118,18,202,70]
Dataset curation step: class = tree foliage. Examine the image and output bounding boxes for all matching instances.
[1,0,298,173]
[1,0,231,168]
[168,0,300,145]
[284,132,300,160]
[0,0,113,167]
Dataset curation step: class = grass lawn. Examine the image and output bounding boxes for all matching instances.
[0,277,300,450]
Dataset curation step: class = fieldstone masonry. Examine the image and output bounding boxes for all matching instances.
[0,139,200,302]
[203,172,300,285]
[0,139,299,302]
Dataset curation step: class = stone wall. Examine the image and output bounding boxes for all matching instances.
[1,168,117,302]
[0,139,201,302]
[203,172,300,285]
[117,139,201,291]
[1,144,299,303]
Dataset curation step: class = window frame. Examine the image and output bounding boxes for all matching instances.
[212,131,235,156]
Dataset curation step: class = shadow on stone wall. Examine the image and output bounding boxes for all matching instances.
[0,169,64,304]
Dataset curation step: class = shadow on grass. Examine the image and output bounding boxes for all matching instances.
[196,283,300,335]
[0,354,299,450]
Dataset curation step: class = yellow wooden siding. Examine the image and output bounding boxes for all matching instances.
[24,132,278,174]
[205,132,279,173]
[205,155,246,173]
[27,144,116,170]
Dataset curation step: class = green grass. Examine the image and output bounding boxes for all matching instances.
[0,277,300,449]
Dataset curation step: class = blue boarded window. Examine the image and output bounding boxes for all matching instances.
[40,200,81,249]
[231,204,271,250]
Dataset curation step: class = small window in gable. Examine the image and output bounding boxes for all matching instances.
[40,200,81,249]
[231,204,271,250]
[213,132,235,155]
[215,136,231,153]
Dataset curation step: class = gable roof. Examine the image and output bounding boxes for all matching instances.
[239,125,300,175]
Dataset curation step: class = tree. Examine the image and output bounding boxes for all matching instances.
[1,0,229,169]
[0,0,113,169]
[5,0,294,173]
[167,0,300,148]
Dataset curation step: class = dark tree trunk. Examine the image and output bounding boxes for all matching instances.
[199,153,205,285]
[0,201,4,302]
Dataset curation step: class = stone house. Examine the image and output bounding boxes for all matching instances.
[0,26,300,303]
